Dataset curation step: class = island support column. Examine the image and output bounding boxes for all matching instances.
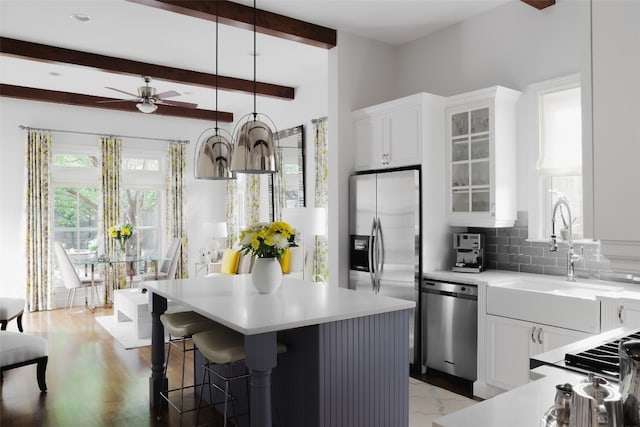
[149,292,167,413]
[245,331,277,427]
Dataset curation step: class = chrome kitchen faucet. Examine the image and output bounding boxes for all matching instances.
[550,196,581,282]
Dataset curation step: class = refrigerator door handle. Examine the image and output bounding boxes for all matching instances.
[377,217,385,289]
[368,217,376,291]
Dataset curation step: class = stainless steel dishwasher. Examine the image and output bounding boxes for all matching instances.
[421,280,478,381]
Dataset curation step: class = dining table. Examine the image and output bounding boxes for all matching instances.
[72,254,159,307]
[144,275,415,427]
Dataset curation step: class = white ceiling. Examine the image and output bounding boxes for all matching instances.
[0,0,512,117]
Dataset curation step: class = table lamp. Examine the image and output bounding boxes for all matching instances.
[203,222,228,262]
[282,208,327,280]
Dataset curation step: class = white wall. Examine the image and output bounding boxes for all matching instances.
[396,0,587,214]
[397,0,584,99]
[328,31,397,287]
[0,67,328,300]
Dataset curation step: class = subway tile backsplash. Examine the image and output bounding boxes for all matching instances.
[467,211,637,284]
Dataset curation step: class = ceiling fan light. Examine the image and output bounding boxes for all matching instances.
[195,132,235,180]
[136,102,157,114]
[231,114,277,174]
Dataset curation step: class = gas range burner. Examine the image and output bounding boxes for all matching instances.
[564,331,640,380]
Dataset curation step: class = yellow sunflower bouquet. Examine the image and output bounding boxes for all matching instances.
[239,221,299,259]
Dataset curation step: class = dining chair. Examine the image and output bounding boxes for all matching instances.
[53,242,102,313]
[140,237,182,282]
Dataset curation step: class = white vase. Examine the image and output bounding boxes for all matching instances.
[251,257,283,294]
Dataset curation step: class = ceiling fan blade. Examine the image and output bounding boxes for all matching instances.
[97,98,137,104]
[157,99,198,109]
[155,90,181,99]
[105,87,139,98]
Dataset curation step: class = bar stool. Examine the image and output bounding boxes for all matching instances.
[160,311,219,414]
[193,327,287,427]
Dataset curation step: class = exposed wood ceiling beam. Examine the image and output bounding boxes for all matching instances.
[520,0,555,10]
[0,84,234,122]
[128,0,337,49]
[0,37,294,100]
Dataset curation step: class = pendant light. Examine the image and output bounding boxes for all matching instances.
[230,0,278,174]
[194,4,235,180]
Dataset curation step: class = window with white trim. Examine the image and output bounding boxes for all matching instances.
[52,142,166,263]
[527,75,584,241]
[120,146,165,259]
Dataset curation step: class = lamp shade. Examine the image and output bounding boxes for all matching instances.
[282,207,327,239]
[195,132,234,179]
[231,114,277,174]
[212,221,228,238]
[203,221,228,238]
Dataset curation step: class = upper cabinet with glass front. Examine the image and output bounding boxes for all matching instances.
[446,86,521,227]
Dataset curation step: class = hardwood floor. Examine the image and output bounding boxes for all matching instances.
[0,307,227,427]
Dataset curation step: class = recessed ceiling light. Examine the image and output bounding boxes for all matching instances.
[70,13,91,23]
[49,72,61,77]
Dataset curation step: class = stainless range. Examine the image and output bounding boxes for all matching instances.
[532,328,640,384]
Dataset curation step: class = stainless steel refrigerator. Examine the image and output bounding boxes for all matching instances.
[349,167,421,366]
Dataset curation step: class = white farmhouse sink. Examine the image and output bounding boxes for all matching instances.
[495,278,624,297]
[486,278,620,334]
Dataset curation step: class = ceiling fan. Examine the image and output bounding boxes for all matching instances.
[100,76,198,113]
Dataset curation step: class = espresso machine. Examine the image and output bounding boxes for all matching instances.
[452,232,485,273]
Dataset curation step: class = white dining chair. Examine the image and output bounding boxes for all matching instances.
[53,242,102,313]
[140,237,182,282]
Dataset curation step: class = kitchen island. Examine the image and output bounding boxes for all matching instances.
[144,275,415,427]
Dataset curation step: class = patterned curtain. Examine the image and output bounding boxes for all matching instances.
[246,175,260,225]
[226,179,239,248]
[100,136,126,302]
[25,130,52,311]
[313,118,329,283]
[270,149,284,221]
[166,142,188,278]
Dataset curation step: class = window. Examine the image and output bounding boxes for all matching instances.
[52,142,166,264]
[53,186,99,253]
[120,150,165,259]
[527,74,584,241]
[52,146,100,254]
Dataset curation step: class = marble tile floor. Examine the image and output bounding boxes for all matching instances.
[409,377,478,426]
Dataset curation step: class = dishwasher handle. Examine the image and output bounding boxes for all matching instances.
[422,280,478,299]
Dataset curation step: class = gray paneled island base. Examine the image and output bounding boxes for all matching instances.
[145,276,414,427]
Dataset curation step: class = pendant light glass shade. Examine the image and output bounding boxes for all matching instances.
[194,128,235,180]
[231,113,277,174]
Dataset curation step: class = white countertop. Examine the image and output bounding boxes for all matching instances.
[424,269,640,301]
[144,275,415,335]
[433,365,587,427]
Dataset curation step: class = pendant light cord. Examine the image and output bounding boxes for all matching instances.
[253,0,257,118]
[215,1,219,131]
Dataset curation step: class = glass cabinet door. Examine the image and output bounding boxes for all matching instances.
[450,107,491,214]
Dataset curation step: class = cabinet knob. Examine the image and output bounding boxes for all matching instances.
[537,328,543,344]
[531,326,537,343]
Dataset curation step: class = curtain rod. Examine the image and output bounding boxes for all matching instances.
[18,125,189,144]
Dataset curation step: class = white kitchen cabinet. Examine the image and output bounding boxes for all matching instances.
[445,86,520,227]
[601,299,640,332]
[486,314,590,391]
[353,93,441,171]
[586,1,640,271]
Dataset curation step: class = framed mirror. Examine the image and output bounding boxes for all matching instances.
[269,125,305,221]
